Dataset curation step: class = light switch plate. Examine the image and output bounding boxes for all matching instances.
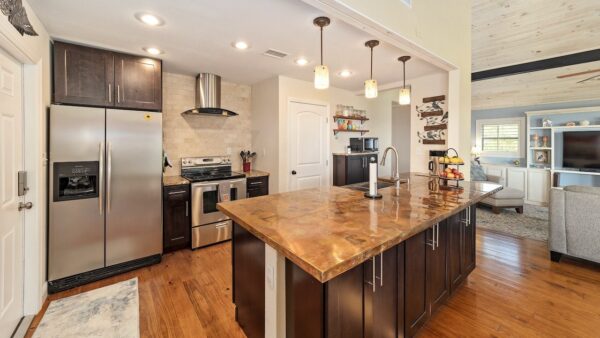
[266,265,275,289]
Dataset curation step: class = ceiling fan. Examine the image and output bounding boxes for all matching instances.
[557,68,600,84]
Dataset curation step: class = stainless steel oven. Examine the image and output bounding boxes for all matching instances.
[183,156,246,249]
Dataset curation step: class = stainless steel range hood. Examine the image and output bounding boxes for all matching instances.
[181,73,238,117]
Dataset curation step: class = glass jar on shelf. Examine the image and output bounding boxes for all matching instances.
[335,104,343,116]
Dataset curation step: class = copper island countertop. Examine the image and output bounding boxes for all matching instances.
[217,173,502,283]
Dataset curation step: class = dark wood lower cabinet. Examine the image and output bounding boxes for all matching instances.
[162,184,190,253]
[427,221,450,314]
[463,206,477,274]
[404,231,430,337]
[236,209,478,338]
[232,223,265,338]
[364,246,398,338]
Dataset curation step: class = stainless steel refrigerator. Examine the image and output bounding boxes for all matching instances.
[48,105,162,292]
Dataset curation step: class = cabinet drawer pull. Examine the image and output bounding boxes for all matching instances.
[168,191,186,195]
[249,181,263,185]
[108,83,112,103]
[171,236,185,241]
[186,201,189,217]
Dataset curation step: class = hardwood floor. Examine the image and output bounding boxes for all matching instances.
[27,229,600,337]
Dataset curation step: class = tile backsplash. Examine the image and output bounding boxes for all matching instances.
[162,72,252,176]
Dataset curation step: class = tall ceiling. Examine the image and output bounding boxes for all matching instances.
[472,0,600,72]
[472,0,600,110]
[28,0,442,91]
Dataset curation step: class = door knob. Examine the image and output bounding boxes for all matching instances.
[291,170,297,175]
[18,202,33,211]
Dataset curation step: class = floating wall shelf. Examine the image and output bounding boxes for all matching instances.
[333,129,369,136]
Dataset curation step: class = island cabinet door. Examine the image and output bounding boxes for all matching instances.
[364,246,398,338]
[232,223,265,338]
[463,206,477,274]
[427,221,450,315]
[326,264,364,338]
[347,156,367,185]
[448,211,465,293]
[404,231,430,337]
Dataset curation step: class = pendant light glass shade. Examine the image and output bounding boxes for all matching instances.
[364,40,380,99]
[365,79,378,98]
[398,55,411,105]
[313,17,331,90]
[314,65,330,90]
[399,87,411,105]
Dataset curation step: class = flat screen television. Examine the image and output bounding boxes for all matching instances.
[562,131,600,171]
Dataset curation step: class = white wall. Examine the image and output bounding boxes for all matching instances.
[251,77,280,193]
[409,72,449,173]
[0,0,51,314]
[392,104,411,173]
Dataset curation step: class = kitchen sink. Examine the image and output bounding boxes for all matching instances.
[344,180,396,192]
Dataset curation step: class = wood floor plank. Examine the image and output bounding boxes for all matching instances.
[26,228,600,337]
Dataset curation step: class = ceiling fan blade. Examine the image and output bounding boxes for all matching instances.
[576,74,600,84]
[557,68,600,79]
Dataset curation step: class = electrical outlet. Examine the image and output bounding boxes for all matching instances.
[266,265,275,289]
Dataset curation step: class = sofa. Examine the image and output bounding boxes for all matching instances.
[549,185,600,264]
[471,162,524,214]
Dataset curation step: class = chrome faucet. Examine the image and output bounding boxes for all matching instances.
[380,146,408,189]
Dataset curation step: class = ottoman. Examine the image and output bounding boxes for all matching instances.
[480,187,525,214]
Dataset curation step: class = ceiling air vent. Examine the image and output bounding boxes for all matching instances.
[263,49,288,59]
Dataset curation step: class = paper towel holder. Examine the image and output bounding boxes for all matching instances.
[364,191,382,199]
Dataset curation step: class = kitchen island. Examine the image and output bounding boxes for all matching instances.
[217,173,502,338]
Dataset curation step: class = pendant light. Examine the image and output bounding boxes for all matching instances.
[364,40,379,99]
[398,56,411,105]
[313,17,331,90]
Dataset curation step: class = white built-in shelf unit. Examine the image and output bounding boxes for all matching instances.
[525,106,600,187]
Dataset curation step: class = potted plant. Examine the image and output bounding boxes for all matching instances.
[240,150,257,172]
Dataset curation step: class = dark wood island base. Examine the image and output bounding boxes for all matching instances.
[233,205,477,338]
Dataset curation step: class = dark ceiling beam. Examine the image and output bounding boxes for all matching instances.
[471,49,600,82]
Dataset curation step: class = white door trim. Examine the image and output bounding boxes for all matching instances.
[0,32,46,316]
[287,98,331,191]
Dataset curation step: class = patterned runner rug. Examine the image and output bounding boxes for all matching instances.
[477,204,549,241]
[33,278,139,338]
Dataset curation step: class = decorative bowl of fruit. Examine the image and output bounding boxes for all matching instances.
[438,167,465,180]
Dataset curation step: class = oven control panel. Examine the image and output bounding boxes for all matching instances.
[182,156,231,168]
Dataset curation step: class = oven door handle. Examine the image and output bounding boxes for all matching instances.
[229,179,245,185]
[193,182,220,188]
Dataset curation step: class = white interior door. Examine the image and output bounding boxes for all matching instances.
[289,101,328,191]
[0,49,24,338]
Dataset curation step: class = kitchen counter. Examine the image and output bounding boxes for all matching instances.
[218,173,502,283]
[332,151,379,156]
[162,175,189,186]
[244,169,269,178]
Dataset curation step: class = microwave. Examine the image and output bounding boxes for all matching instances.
[350,137,379,152]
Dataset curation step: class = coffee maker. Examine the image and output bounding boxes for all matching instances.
[428,150,447,176]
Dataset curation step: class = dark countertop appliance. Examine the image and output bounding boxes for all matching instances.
[350,137,378,153]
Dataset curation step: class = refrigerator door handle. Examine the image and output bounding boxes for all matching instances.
[107,141,112,213]
[98,142,104,215]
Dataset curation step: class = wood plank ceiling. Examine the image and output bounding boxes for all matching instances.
[472,0,600,110]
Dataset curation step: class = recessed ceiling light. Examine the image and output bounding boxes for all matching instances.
[233,41,249,50]
[143,47,163,55]
[295,57,309,66]
[135,13,164,26]
[338,69,353,77]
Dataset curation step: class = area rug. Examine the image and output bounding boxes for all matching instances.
[33,278,139,338]
[476,204,549,241]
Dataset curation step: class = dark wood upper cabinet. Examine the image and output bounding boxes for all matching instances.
[114,54,162,110]
[53,41,162,111]
[162,184,190,253]
[53,41,114,107]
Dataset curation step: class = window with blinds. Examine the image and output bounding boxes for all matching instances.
[481,123,519,152]
[475,117,524,157]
